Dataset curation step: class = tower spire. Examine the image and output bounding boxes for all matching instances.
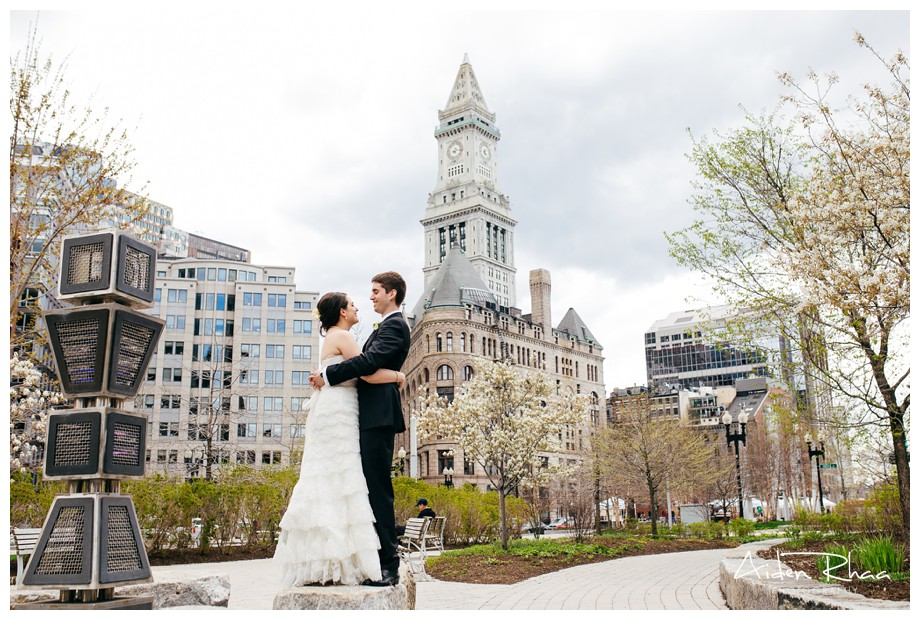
[441,55,494,123]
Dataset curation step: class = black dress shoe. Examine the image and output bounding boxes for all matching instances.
[362,569,399,587]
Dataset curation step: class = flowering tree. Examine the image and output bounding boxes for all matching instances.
[419,357,587,549]
[667,35,909,537]
[10,354,64,473]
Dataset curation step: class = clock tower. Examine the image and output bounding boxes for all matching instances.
[422,54,517,308]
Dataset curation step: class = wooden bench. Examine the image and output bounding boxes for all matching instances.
[10,527,41,586]
[423,516,446,554]
[397,516,432,574]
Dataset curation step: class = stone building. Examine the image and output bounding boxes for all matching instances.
[401,57,605,491]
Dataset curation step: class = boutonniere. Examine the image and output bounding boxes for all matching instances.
[373,322,380,331]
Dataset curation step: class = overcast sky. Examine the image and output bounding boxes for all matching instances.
[8,5,910,389]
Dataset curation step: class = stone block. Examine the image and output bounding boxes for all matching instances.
[117,574,231,608]
[273,563,415,610]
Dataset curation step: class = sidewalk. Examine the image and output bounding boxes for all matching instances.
[150,546,729,610]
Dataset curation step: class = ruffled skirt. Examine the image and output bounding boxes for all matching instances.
[273,383,381,586]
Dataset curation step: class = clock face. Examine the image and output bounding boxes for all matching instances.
[480,144,491,161]
[448,141,463,159]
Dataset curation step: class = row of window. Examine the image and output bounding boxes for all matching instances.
[140,394,309,413]
[147,449,285,466]
[176,267,259,282]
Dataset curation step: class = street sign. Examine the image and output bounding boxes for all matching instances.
[818,463,838,469]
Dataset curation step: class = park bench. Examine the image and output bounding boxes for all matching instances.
[10,527,41,586]
[397,517,431,574]
[423,516,446,554]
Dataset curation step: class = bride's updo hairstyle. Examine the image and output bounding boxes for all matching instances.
[316,292,349,336]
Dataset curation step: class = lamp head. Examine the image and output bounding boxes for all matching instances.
[721,412,733,425]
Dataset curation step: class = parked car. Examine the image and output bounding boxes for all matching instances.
[545,517,575,530]
[522,521,547,534]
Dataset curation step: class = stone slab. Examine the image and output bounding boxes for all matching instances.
[9,575,230,610]
[273,563,415,610]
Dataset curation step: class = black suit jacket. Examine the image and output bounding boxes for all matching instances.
[325,313,409,432]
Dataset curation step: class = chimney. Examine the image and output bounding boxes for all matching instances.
[529,268,552,329]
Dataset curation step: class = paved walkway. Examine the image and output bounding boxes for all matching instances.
[151,547,728,610]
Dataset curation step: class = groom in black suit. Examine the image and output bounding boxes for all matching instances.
[311,271,410,587]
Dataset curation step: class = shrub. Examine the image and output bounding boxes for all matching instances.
[851,536,906,577]
[728,518,755,538]
[9,472,66,528]
[817,542,850,582]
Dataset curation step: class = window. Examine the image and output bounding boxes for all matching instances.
[146,367,156,382]
[437,450,454,474]
[437,386,454,402]
[446,332,453,352]
[154,289,162,303]
[437,364,454,381]
[463,365,473,381]
[243,292,262,306]
[242,318,261,332]
[238,396,258,411]
[160,395,181,409]
[142,394,154,409]
[262,451,282,465]
[159,422,178,437]
[464,458,475,476]
[240,343,260,358]
[239,367,259,384]
[218,268,227,281]
[263,423,282,438]
[162,367,182,383]
[292,345,312,360]
[265,344,285,358]
[263,397,284,411]
[237,423,257,438]
[163,341,184,355]
[436,333,443,352]
[293,320,312,334]
[237,450,256,464]
[267,318,285,333]
[268,294,287,307]
[264,370,283,385]
[292,371,310,385]
[294,301,312,310]
[166,314,186,330]
[291,397,305,411]
[166,289,188,303]
[291,424,306,438]
[207,268,216,281]
[460,333,466,352]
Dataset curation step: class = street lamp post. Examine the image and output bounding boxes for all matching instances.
[806,439,826,514]
[722,410,749,520]
[396,447,406,476]
[442,467,454,488]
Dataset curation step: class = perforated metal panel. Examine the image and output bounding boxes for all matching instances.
[52,421,95,468]
[60,234,113,296]
[107,309,163,397]
[103,411,146,477]
[45,308,109,395]
[23,497,94,586]
[121,244,152,292]
[99,496,150,584]
[55,317,105,386]
[68,242,106,285]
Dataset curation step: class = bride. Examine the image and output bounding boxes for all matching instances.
[273,292,405,586]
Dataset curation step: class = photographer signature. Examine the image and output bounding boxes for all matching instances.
[735,550,892,582]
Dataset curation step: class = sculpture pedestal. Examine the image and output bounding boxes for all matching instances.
[272,564,415,610]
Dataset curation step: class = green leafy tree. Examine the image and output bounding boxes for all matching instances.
[666,34,909,538]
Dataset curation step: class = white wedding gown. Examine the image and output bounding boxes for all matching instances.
[273,355,382,586]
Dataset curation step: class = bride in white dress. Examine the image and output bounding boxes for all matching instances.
[273,292,405,586]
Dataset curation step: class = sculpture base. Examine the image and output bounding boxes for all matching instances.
[12,596,153,610]
[273,564,415,610]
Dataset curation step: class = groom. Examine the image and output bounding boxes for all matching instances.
[310,271,410,587]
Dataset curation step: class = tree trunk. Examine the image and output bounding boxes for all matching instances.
[499,486,508,550]
[647,477,658,537]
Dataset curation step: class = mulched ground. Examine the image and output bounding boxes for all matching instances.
[146,546,277,565]
[426,538,739,585]
[757,540,909,602]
